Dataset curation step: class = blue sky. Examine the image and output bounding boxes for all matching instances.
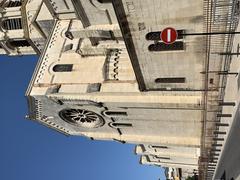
[0,55,165,180]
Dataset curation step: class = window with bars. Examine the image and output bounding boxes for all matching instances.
[6,1,22,7]
[2,18,22,30]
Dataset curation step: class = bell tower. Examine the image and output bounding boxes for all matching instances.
[0,0,35,55]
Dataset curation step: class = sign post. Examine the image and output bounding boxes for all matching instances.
[161,27,178,44]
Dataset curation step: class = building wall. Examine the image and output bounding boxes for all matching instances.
[18,0,211,175]
[135,144,200,159]
[140,155,198,170]
[112,0,206,91]
[135,144,200,174]
[0,0,35,55]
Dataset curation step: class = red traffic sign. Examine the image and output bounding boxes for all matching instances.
[160,27,178,44]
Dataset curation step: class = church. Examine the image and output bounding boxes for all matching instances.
[1,0,238,179]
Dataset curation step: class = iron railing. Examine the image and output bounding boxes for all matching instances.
[200,0,240,179]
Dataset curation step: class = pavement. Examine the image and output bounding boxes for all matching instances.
[214,106,240,180]
[213,21,240,180]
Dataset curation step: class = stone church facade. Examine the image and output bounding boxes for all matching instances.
[1,0,238,179]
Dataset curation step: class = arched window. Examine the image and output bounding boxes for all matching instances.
[53,64,73,72]
[148,41,184,52]
[220,171,226,180]
[105,111,127,116]
[6,40,30,50]
[155,77,186,83]
[154,156,170,160]
[149,145,168,149]
[97,0,112,3]
[146,32,161,41]
[146,30,184,41]
[2,18,22,30]
[9,40,30,47]
[113,139,126,144]
[110,122,132,128]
